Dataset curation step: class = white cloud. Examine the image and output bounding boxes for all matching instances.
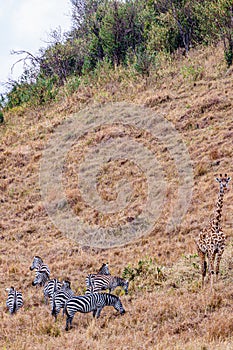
[0,0,72,94]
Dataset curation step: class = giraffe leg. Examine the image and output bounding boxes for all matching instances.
[197,248,207,288]
[208,252,215,292]
[215,249,224,282]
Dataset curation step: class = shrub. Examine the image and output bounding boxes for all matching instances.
[0,110,4,123]
[123,258,166,283]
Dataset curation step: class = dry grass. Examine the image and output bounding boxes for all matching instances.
[1,43,233,349]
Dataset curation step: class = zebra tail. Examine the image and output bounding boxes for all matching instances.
[12,298,17,314]
[51,295,56,316]
[63,300,69,317]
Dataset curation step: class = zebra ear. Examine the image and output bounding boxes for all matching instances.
[215,177,221,183]
[227,176,231,182]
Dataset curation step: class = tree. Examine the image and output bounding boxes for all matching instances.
[99,0,144,65]
[149,0,198,53]
[195,0,233,66]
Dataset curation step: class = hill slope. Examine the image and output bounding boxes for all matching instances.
[0,44,233,349]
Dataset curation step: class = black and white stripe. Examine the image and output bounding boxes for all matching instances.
[85,262,111,293]
[32,271,50,287]
[30,256,50,287]
[64,293,125,331]
[30,255,50,276]
[44,278,62,304]
[86,275,129,295]
[6,287,23,314]
[51,280,74,320]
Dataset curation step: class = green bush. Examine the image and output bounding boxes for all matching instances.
[0,110,4,123]
[5,75,59,109]
[4,0,233,110]
[65,75,81,95]
[181,63,204,81]
[122,258,166,282]
[133,48,155,76]
[225,46,233,67]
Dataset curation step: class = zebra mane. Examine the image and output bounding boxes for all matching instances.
[34,255,43,261]
[104,293,118,300]
[62,280,71,289]
[114,276,127,285]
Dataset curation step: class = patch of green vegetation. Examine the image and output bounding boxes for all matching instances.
[122,257,166,293]
[64,76,81,95]
[181,63,204,82]
[183,253,199,270]
[0,110,4,123]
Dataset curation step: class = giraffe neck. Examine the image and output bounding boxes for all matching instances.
[212,187,224,230]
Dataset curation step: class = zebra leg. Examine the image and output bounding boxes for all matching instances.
[95,307,103,318]
[92,309,97,318]
[51,309,58,322]
[65,316,71,331]
[53,309,58,322]
[65,316,73,331]
[51,301,56,317]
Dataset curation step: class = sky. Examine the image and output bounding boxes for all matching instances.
[0,0,72,95]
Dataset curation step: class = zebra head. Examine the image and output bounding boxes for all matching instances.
[32,271,49,287]
[114,297,125,315]
[5,286,14,293]
[30,256,43,270]
[62,280,71,290]
[98,262,110,275]
[122,279,129,295]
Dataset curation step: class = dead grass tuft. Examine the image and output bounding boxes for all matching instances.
[206,312,233,341]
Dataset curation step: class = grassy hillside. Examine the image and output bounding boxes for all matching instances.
[0,44,233,349]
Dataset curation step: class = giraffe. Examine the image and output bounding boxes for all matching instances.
[195,173,231,291]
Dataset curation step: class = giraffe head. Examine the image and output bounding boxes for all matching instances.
[215,173,231,191]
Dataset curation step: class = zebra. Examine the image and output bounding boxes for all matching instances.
[30,256,50,286]
[86,275,129,295]
[51,280,74,320]
[30,255,51,275]
[6,287,23,314]
[64,293,125,331]
[85,262,110,293]
[97,263,110,275]
[43,278,62,304]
